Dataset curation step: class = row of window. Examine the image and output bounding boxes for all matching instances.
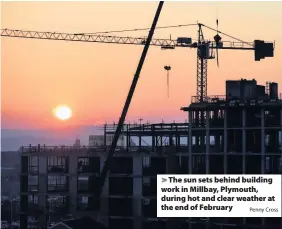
[17,217,281,229]
[25,156,165,174]
[20,192,282,229]
[27,175,157,196]
[25,156,137,174]
[24,154,282,177]
[21,194,282,228]
[109,218,281,229]
[27,176,135,194]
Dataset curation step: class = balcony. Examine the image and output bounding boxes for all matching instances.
[48,156,69,173]
[46,196,69,214]
[48,176,69,192]
[48,166,68,173]
[77,196,99,211]
[77,157,100,174]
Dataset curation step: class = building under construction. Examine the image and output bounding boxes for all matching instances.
[20,78,282,229]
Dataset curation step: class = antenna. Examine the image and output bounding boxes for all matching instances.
[216,19,219,67]
[216,3,218,21]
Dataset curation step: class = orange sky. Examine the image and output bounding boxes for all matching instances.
[1,1,282,129]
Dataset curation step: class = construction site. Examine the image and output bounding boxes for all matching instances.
[1,2,282,229]
[18,79,282,229]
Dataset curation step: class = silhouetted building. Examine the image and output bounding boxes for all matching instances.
[73,138,81,148]
[1,151,21,198]
[20,79,282,229]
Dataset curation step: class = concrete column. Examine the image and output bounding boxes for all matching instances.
[260,109,266,229]
[133,156,143,229]
[187,111,193,229]
[126,133,129,152]
[139,136,142,149]
[224,110,228,174]
[261,109,265,174]
[165,147,181,229]
[241,109,247,229]
[205,111,210,174]
[205,110,210,229]
[38,156,47,229]
[38,156,47,207]
[242,109,246,174]
[152,126,155,152]
[38,155,47,193]
[188,111,192,174]
[69,155,78,212]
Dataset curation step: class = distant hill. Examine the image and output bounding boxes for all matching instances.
[1,125,103,151]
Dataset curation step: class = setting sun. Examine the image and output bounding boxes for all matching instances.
[54,105,72,121]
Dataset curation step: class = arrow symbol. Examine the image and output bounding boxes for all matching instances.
[162,178,167,183]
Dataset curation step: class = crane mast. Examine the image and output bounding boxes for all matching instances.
[197,23,208,104]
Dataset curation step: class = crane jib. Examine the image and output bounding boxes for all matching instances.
[1,28,261,51]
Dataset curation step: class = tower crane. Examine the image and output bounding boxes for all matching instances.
[1,24,274,105]
[1,3,275,226]
[1,22,274,126]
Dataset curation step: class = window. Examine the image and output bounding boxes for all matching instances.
[110,157,133,174]
[77,196,99,211]
[77,175,99,193]
[28,195,39,214]
[109,198,133,217]
[142,177,157,197]
[48,176,68,192]
[109,177,133,196]
[28,175,38,192]
[143,156,151,167]
[28,195,38,204]
[48,156,68,173]
[143,177,151,186]
[78,158,89,171]
[142,198,157,218]
[77,157,100,173]
[142,157,166,176]
[46,196,68,214]
[142,220,166,229]
[109,219,133,229]
[28,156,38,173]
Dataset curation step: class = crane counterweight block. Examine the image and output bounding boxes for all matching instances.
[254,40,274,61]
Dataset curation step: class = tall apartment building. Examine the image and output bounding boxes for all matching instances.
[19,144,174,229]
[20,79,282,229]
[20,146,101,229]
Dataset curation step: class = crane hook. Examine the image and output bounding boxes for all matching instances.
[164,65,171,98]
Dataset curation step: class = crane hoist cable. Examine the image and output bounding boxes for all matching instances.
[164,65,171,98]
[79,23,198,35]
[201,23,252,46]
